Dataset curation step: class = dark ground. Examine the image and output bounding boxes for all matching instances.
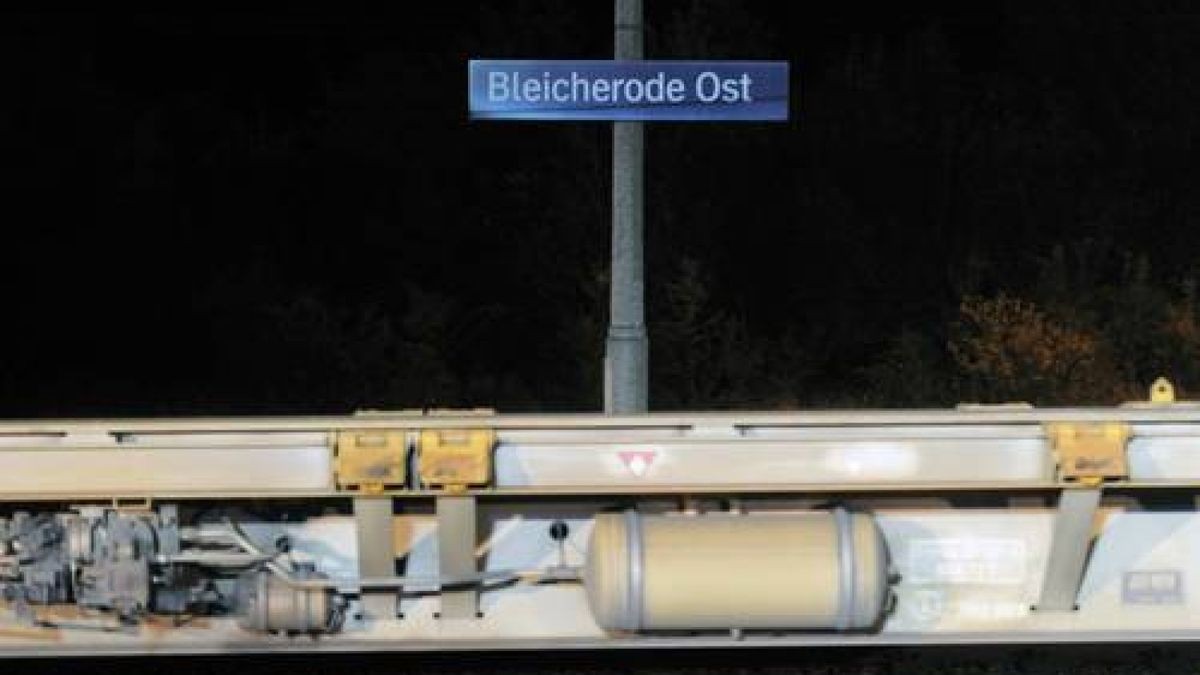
[9,645,1200,674]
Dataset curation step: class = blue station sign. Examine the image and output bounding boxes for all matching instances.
[468,60,789,121]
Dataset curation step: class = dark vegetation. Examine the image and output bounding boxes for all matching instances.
[2,3,1198,416]
[3,6,1199,673]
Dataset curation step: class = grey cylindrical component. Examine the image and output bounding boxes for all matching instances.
[236,572,334,633]
[585,510,890,631]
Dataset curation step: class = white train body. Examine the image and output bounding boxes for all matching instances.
[0,402,1199,655]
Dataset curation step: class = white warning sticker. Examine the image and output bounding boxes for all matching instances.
[906,538,1027,585]
[618,449,657,477]
[1123,569,1185,605]
[907,589,1031,622]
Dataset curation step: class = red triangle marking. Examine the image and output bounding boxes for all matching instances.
[618,450,657,476]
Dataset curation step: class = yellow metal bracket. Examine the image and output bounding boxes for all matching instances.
[111,496,154,512]
[418,428,496,491]
[335,430,408,493]
[1150,377,1176,403]
[1046,422,1131,486]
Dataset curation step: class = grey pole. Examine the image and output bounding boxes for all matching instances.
[605,0,648,413]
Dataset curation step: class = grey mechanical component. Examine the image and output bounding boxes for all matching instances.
[3,504,565,636]
[0,505,307,626]
[235,566,343,634]
[67,507,159,616]
[0,512,71,604]
[0,505,219,619]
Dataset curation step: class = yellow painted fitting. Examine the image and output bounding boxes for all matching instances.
[334,430,408,491]
[1046,422,1130,484]
[111,497,154,512]
[418,428,496,490]
[1150,377,1176,403]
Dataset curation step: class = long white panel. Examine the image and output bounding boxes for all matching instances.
[494,438,1053,487]
[1128,436,1200,481]
[0,445,332,494]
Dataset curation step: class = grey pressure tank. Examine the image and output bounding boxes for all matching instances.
[584,509,890,631]
[236,571,339,634]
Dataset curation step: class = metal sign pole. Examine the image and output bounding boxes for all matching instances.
[605,0,648,413]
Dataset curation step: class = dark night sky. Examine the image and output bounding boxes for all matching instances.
[1,3,1196,417]
[3,5,1200,674]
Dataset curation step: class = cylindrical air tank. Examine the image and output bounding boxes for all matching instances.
[584,509,890,631]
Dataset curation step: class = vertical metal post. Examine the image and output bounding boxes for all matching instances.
[437,495,479,619]
[605,0,648,413]
[353,497,396,621]
[1037,487,1103,611]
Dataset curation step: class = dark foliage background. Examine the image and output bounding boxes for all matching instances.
[3,2,1198,417]
[1,5,1198,671]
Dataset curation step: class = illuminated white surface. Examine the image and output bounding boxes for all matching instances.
[0,445,332,494]
[495,439,1051,486]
